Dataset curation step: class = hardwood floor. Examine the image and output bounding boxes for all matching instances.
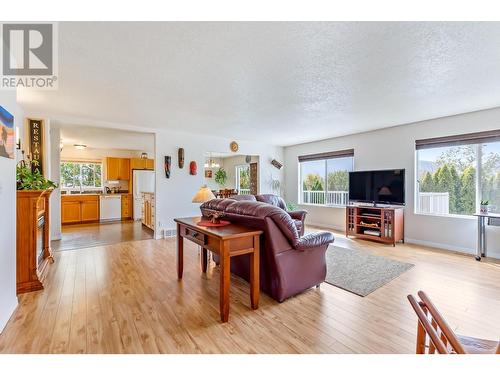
[1,228,499,354]
[51,221,154,252]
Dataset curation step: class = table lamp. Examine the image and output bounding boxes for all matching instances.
[192,185,215,203]
[192,185,223,223]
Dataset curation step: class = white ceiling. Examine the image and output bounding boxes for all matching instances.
[19,22,500,146]
[59,125,154,152]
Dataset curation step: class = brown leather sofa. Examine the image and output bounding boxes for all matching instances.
[200,199,334,302]
[231,194,307,236]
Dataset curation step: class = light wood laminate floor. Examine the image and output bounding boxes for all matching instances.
[1,228,499,353]
[51,221,154,252]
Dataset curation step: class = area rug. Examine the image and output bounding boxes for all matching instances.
[325,245,414,297]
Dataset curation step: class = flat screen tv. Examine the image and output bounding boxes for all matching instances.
[349,169,405,205]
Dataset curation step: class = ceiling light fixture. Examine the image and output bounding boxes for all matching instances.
[74,144,87,150]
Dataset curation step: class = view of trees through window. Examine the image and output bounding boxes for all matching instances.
[299,156,353,206]
[236,165,250,193]
[60,161,102,191]
[417,142,500,215]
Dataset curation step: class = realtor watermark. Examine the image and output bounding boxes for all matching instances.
[1,22,58,89]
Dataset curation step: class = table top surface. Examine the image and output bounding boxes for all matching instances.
[473,212,500,218]
[174,217,263,239]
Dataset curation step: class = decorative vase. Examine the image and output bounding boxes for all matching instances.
[480,204,489,214]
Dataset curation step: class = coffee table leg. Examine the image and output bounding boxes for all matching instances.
[201,247,208,273]
[220,240,230,322]
[177,223,183,279]
[250,234,260,309]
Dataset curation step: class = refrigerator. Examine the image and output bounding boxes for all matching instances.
[133,170,155,221]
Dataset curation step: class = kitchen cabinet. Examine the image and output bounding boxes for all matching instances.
[106,157,130,180]
[130,158,154,170]
[141,192,155,231]
[121,194,132,219]
[61,195,100,224]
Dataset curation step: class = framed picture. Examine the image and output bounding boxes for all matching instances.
[205,169,213,178]
[0,106,14,159]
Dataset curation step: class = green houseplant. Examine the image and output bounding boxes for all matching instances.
[17,160,57,190]
[214,168,227,187]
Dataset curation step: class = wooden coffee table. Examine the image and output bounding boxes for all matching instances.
[174,217,263,322]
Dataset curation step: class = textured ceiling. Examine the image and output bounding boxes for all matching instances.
[59,125,154,152]
[19,22,500,146]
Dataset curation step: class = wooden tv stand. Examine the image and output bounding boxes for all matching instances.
[346,205,404,246]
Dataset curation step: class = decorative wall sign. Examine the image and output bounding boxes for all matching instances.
[29,119,44,174]
[230,141,239,152]
[271,159,283,170]
[164,156,171,178]
[189,161,197,175]
[178,148,184,168]
[205,170,212,178]
[0,106,14,159]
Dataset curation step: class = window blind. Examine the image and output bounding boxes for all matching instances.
[415,130,500,150]
[298,148,354,162]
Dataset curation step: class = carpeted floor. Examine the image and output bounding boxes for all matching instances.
[325,245,414,296]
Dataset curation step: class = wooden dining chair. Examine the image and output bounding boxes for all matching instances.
[407,291,500,354]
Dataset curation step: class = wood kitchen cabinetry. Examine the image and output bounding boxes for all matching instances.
[130,158,154,170]
[141,192,155,231]
[61,195,100,224]
[106,157,130,180]
[121,194,132,219]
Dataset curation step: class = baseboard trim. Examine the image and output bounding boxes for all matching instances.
[0,297,18,334]
[405,237,473,254]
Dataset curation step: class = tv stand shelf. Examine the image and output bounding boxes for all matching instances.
[346,205,404,246]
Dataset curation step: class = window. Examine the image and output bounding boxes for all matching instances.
[416,130,500,216]
[235,165,250,194]
[60,161,102,191]
[298,149,354,206]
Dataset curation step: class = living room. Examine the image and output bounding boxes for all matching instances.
[1,1,500,374]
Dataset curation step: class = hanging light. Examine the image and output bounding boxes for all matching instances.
[204,153,220,168]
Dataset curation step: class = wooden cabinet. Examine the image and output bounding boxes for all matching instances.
[61,195,100,224]
[130,158,154,170]
[106,157,131,180]
[81,200,100,222]
[61,201,81,223]
[121,194,132,219]
[141,192,155,231]
[346,206,404,246]
[16,189,53,294]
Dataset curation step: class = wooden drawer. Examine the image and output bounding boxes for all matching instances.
[183,226,206,246]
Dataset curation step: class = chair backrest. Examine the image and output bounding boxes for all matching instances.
[407,291,466,354]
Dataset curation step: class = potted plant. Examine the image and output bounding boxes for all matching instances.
[480,200,489,214]
[214,168,227,187]
[17,160,57,191]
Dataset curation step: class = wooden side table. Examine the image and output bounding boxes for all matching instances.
[174,217,262,322]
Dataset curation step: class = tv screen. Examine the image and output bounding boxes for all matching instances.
[349,169,405,205]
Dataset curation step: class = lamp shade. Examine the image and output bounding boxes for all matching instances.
[192,185,216,203]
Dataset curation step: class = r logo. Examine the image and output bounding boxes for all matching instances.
[2,23,53,76]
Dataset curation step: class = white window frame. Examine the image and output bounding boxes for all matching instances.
[415,142,491,218]
[297,155,354,208]
[60,160,103,193]
[235,164,250,195]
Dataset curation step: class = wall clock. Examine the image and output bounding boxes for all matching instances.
[230,141,239,152]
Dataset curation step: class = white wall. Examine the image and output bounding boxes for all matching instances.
[49,123,62,240]
[155,131,283,238]
[284,107,500,259]
[0,91,21,332]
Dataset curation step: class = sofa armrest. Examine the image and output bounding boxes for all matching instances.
[288,210,307,221]
[295,232,334,251]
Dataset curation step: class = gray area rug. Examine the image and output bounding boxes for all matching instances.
[325,245,414,297]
